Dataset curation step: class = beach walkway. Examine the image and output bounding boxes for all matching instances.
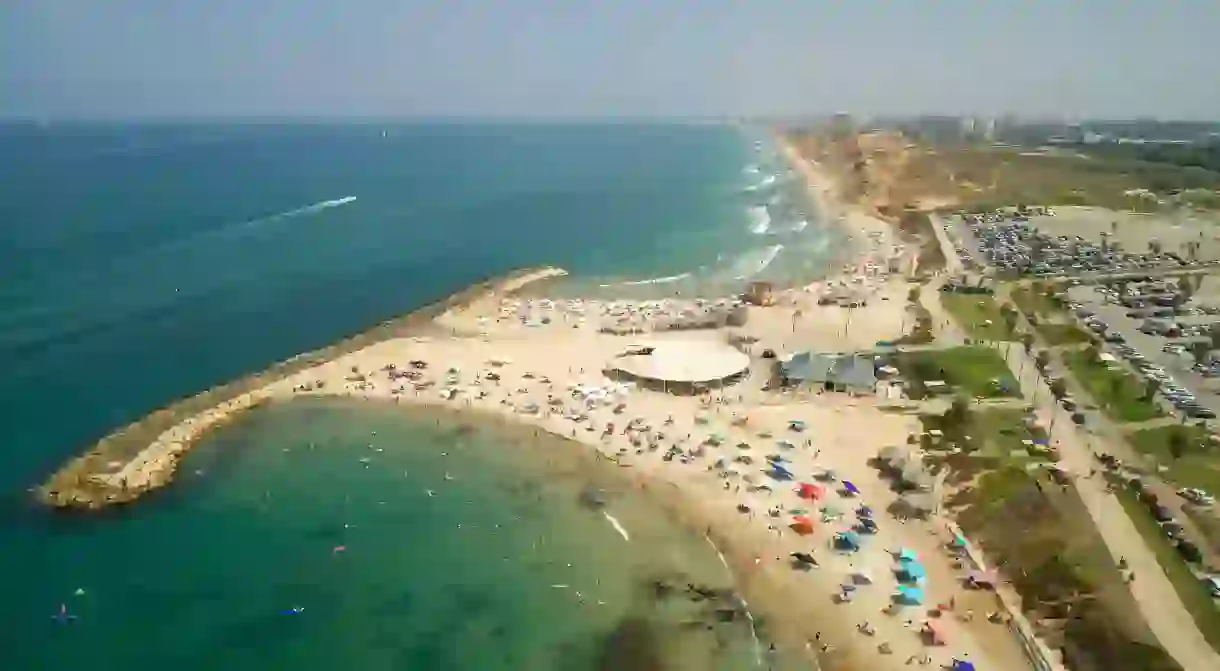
[925,208,1220,671]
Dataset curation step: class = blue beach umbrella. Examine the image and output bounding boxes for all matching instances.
[895,547,918,562]
[897,561,926,583]
[894,585,924,605]
[951,660,976,671]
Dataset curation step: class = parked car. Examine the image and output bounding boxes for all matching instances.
[1152,504,1175,522]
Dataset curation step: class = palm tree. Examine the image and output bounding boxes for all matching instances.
[1167,428,1189,461]
[1143,377,1161,401]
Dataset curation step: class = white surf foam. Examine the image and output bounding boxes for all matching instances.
[602,511,630,541]
[791,219,808,232]
[730,244,783,280]
[597,272,692,288]
[705,536,764,667]
[747,206,771,234]
[743,174,776,192]
[245,196,357,228]
[742,164,760,175]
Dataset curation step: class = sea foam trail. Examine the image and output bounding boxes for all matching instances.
[747,206,771,234]
[705,536,764,668]
[598,272,692,288]
[602,511,630,541]
[249,196,357,226]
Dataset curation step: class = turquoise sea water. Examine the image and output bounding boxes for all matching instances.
[0,122,826,669]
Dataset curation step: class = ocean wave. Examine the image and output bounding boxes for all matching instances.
[790,219,808,232]
[747,206,771,234]
[729,244,783,280]
[742,174,776,192]
[598,272,692,288]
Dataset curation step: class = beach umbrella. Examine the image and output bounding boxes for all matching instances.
[893,585,924,605]
[896,561,927,584]
[833,531,860,551]
[951,660,975,671]
[777,440,797,450]
[841,480,860,496]
[767,453,788,463]
[790,552,818,565]
[797,483,823,500]
[856,505,874,518]
[789,516,815,536]
[857,518,879,535]
[820,503,842,517]
[788,420,806,432]
[895,547,918,563]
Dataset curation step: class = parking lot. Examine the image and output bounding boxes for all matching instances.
[947,206,1217,278]
[1065,283,1220,421]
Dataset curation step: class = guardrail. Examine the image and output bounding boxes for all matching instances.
[944,520,1064,671]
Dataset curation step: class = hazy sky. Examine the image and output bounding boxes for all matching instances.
[3,1,1218,120]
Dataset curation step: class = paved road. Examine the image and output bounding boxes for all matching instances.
[998,340,1220,671]
[923,225,1220,670]
[1065,284,1220,420]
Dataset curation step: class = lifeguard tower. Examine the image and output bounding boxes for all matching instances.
[743,280,775,306]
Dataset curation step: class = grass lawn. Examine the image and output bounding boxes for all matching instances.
[923,407,1051,462]
[1010,286,1093,346]
[897,346,1021,399]
[1012,285,1062,318]
[1037,323,1094,346]
[1129,424,1220,494]
[1063,350,1163,422]
[940,292,1020,341]
[1111,479,1220,651]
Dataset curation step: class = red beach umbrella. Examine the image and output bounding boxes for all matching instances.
[789,515,815,536]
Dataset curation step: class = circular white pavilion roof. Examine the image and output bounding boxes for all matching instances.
[610,340,750,384]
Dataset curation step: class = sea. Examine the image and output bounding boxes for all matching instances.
[0,121,839,670]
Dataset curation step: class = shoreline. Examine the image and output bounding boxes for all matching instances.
[36,265,568,509]
[31,142,1032,669]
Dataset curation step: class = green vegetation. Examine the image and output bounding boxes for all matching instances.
[940,292,1020,341]
[1111,479,1220,651]
[947,465,1181,669]
[896,346,1021,399]
[922,406,1051,463]
[1037,323,1093,346]
[1010,284,1092,345]
[909,144,1220,212]
[1012,283,1070,316]
[1129,423,1220,494]
[1063,350,1163,422]
[897,211,945,273]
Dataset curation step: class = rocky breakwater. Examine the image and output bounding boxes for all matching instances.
[36,266,567,510]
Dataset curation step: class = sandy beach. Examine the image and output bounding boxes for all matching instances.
[36,143,1033,670]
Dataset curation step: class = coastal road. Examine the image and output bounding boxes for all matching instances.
[995,338,1220,671]
[920,215,1220,670]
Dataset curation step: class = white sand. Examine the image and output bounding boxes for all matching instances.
[90,157,1032,670]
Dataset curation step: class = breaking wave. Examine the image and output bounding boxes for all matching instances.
[747,206,771,234]
[729,244,783,280]
[743,174,776,192]
[598,272,692,288]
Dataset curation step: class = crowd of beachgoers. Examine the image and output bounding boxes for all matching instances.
[47,143,1034,670]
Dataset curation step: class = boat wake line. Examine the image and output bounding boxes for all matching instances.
[241,196,357,229]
